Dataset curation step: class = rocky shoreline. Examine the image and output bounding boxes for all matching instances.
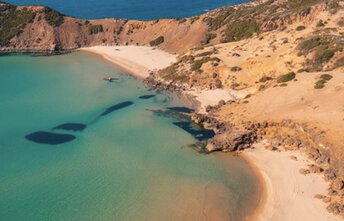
[143,74,344,218]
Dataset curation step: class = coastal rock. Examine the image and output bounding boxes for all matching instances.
[324,169,337,181]
[327,202,342,215]
[300,168,311,175]
[206,129,257,152]
[331,179,344,192]
[316,154,330,165]
[309,164,324,173]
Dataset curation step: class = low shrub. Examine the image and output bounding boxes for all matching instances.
[88,24,103,35]
[333,57,344,69]
[198,51,213,57]
[223,20,259,42]
[149,36,164,46]
[259,76,273,82]
[191,57,221,72]
[320,74,333,81]
[44,8,64,26]
[314,49,335,64]
[230,66,242,72]
[276,72,296,83]
[296,25,306,31]
[314,79,326,89]
[298,36,323,54]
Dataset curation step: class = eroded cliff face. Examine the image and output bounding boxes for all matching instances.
[0,2,208,54]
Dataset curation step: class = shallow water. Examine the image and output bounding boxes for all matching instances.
[0,52,260,221]
[6,0,249,20]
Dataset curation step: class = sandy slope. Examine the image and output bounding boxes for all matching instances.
[80,46,176,78]
[244,143,342,221]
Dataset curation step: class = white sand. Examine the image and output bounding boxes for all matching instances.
[80,46,177,78]
[185,89,247,113]
[244,143,341,221]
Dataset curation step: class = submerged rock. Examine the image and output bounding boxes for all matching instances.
[25,131,76,145]
[52,123,87,132]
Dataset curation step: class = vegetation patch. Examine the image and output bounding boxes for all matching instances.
[298,35,343,71]
[320,74,333,81]
[314,49,335,64]
[222,20,259,43]
[197,51,213,57]
[0,5,36,46]
[333,57,344,69]
[298,36,324,55]
[44,8,64,27]
[191,56,221,72]
[296,25,306,31]
[88,24,103,35]
[159,64,190,83]
[276,72,296,83]
[314,79,326,89]
[314,74,333,89]
[259,76,273,83]
[149,36,164,46]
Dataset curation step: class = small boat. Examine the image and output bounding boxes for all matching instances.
[103,77,118,82]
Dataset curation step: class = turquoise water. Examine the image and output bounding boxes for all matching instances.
[0,52,260,221]
[6,0,249,20]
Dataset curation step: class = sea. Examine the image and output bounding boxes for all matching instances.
[5,0,249,20]
[0,1,259,221]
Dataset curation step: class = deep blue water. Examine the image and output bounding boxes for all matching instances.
[6,0,250,20]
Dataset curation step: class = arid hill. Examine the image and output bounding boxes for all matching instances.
[0,0,342,54]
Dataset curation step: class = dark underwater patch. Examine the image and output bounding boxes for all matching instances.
[25,131,76,145]
[139,95,156,99]
[167,107,194,113]
[149,109,190,120]
[100,101,134,117]
[52,123,87,132]
[173,121,215,141]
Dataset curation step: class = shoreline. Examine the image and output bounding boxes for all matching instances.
[79,45,341,221]
[243,143,343,221]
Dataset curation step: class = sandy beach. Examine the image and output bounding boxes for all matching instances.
[244,143,342,221]
[80,46,177,78]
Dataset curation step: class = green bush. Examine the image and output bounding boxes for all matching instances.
[320,74,333,81]
[298,37,322,54]
[198,51,213,57]
[314,79,326,89]
[276,72,296,83]
[314,49,335,64]
[296,25,306,31]
[88,24,103,35]
[44,8,64,27]
[223,20,259,42]
[191,56,220,72]
[149,36,164,46]
[259,76,273,83]
[333,57,344,69]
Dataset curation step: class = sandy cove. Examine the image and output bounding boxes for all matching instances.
[244,143,342,221]
[80,45,340,221]
[80,46,177,78]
